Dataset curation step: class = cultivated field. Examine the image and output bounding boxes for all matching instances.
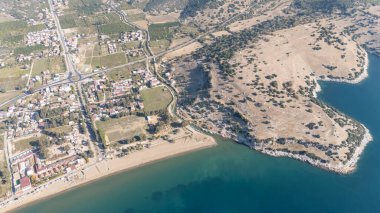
[91,53,128,69]
[32,56,66,76]
[148,22,180,40]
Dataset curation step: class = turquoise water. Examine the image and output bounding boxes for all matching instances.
[17,54,380,213]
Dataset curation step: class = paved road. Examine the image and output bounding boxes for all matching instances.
[48,0,82,82]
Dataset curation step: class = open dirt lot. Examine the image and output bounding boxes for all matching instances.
[96,116,148,144]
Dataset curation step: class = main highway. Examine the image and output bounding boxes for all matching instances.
[48,0,82,82]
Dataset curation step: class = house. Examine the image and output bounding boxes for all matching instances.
[148,79,160,87]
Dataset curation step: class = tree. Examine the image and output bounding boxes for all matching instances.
[86,150,94,158]
[63,145,70,152]
[181,120,190,127]
[30,175,38,184]
[39,146,49,159]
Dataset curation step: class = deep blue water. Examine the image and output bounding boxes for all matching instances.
[16,53,380,213]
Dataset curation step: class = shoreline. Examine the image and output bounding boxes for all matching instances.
[260,126,372,174]
[3,132,217,213]
[313,46,370,97]
[187,47,373,175]
[228,46,372,175]
[274,47,372,174]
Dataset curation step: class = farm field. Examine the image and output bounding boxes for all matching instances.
[0,66,29,91]
[146,14,179,24]
[106,67,133,81]
[106,61,145,81]
[0,21,45,46]
[58,14,77,29]
[91,53,127,69]
[150,39,170,54]
[32,56,66,76]
[127,13,146,22]
[99,23,134,37]
[148,22,180,40]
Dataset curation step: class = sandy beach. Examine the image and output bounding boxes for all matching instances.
[2,130,216,212]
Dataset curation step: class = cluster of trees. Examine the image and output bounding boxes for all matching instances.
[43,112,79,129]
[292,0,355,13]
[118,133,147,145]
[37,107,68,120]
[35,104,80,129]
[79,150,94,162]
[117,144,144,157]
[180,0,220,18]
[71,0,102,15]
[43,129,70,138]
[149,111,172,134]
[78,119,87,134]
[0,168,9,185]
[144,0,189,12]
[37,137,50,159]
[103,95,134,109]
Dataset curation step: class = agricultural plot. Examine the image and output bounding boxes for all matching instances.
[97,12,136,37]
[0,21,45,46]
[122,41,142,50]
[150,39,170,54]
[32,56,66,76]
[106,67,133,81]
[85,14,109,25]
[141,86,173,113]
[127,13,146,22]
[105,13,122,23]
[0,66,29,91]
[146,14,179,24]
[148,22,180,40]
[96,116,148,144]
[0,20,45,42]
[68,0,102,15]
[127,53,145,62]
[59,14,77,29]
[91,52,127,69]
[106,61,145,81]
[99,23,134,37]
[119,2,137,10]
[13,44,46,56]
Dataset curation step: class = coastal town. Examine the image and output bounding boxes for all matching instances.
[0,0,217,209]
[0,0,379,211]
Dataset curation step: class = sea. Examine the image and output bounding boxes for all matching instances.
[16,53,380,213]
